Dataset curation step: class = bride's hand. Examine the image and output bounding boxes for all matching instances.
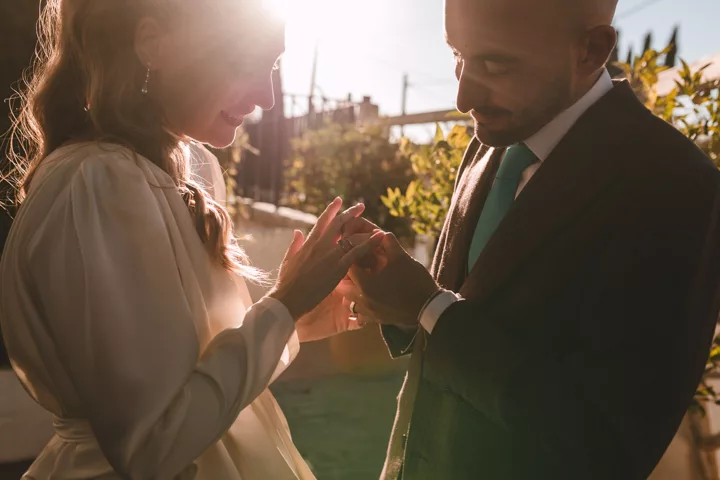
[295,231,379,343]
[268,198,385,321]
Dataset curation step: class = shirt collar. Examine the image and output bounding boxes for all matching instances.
[524,70,613,162]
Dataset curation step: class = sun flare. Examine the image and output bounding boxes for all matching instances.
[264,0,338,41]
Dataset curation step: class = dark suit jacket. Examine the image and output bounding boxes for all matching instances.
[382,81,720,479]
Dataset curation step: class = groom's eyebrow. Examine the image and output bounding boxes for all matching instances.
[446,39,518,64]
[447,42,518,64]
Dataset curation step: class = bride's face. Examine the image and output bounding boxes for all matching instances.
[148,5,285,148]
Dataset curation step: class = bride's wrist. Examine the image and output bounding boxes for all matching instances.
[267,288,303,322]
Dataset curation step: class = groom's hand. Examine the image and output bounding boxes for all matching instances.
[339,233,440,328]
[342,217,386,271]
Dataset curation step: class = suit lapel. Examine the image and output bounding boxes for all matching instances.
[433,141,504,292]
[460,81,642,302]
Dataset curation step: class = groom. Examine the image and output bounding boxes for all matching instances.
[342,0,720,478]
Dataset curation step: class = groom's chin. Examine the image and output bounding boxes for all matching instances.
[473,123,521,148]
[475,120,545,147]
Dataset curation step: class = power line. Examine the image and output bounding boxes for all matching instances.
[616,0,665,20]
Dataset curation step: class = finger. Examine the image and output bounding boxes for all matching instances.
[346,232,374,245]
[357,314,379,326]
[324,203,366,242]
[342,216,380,236]
[344,296,372,320]
[336,277,363,301]
[346,232,381,270]
[380,232,406,261]
[281,230,305,265]
[342,231,386,270]
[347,264,370,293]
[348,314,376,330]
[306,197,342,244]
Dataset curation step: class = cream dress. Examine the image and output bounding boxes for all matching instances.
[0,142,316,480]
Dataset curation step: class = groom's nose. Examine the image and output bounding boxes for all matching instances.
[456,69,489,114]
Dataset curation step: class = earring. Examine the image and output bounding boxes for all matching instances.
[141,64,151,95]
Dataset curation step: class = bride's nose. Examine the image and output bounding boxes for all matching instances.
[250,76,276,111]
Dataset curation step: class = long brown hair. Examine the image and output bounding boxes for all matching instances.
[7,0,262,280]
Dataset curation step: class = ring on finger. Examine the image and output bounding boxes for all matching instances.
[349,301,358,316]
[338,237,354,253]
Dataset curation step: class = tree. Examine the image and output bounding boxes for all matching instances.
[382,124,470,237]
[285,121,414,240]
[617,47,719,166]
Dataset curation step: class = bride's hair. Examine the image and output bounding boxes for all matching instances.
[7,0,262,280]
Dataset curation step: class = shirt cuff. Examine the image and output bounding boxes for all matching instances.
[419,290,462,334]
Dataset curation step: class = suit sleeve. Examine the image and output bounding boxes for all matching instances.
[381,138,486,359]
[421,178,720,476]
[381,325,418,359]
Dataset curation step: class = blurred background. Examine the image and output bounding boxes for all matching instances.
[1,1,720,479]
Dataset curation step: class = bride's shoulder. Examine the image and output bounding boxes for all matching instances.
[37,142,173,192]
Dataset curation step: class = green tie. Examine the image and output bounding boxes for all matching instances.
[467,144,537,270]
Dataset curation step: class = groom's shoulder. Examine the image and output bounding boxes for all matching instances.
[588,82,714,179]
[617,104,717,187]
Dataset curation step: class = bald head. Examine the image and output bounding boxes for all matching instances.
[445,0,618,146]
[446,0,617,32]
[562,0,619,28]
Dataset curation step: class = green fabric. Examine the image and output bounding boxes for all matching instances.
[467,144,537,270]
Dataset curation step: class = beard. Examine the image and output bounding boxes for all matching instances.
[473,76,574,147]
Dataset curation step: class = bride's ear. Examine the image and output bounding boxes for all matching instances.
[134,16,167,71]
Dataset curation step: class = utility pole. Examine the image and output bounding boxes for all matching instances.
[400,73,409,137]
[308,40,319,125]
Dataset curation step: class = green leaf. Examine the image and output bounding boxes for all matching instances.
[433,124,445,144]
[406,181,417,200]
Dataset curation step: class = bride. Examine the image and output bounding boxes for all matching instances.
[0,0,383,479]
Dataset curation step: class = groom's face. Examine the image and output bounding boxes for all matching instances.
[445,0,582,147]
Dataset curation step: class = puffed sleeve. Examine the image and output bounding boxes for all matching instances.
[31,154,296,479]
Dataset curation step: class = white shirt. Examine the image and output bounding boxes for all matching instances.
[420,70,614,334]
[0,142,314,479]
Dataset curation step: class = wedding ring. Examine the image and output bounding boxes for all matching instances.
[350,301,358,315]
[338,237,354,253]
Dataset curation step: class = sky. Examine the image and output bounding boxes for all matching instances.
[269,0,720,138]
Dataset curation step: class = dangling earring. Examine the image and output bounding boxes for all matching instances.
[141,64,151,95]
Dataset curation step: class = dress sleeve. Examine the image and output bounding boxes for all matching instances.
[32,155,296,480]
